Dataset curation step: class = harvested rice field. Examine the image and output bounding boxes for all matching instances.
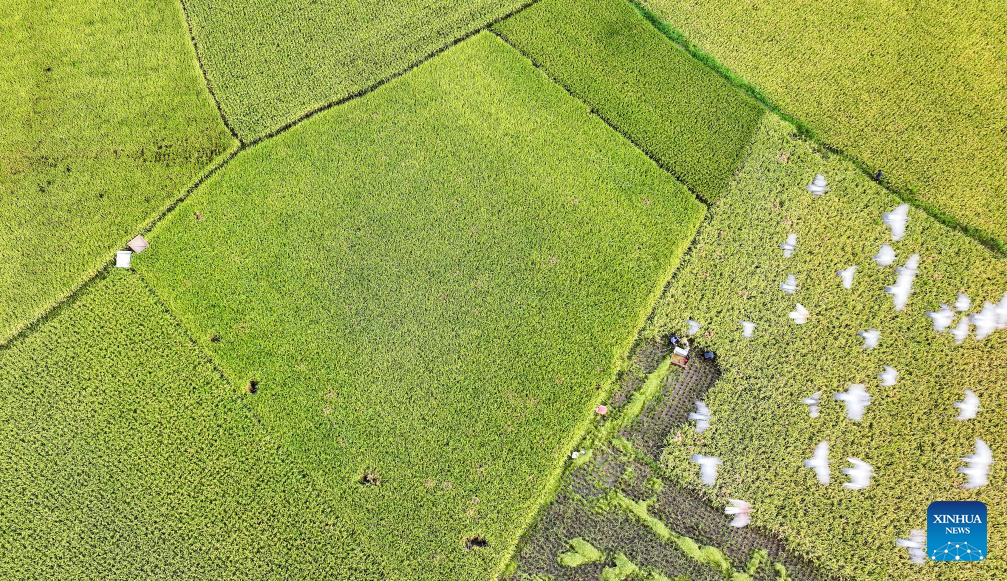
[6,0,1005,578]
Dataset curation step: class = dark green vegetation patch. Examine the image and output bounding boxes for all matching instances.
[182,0,533,139]
[137,32,704,578]
[0,0,235,342]
[494,0,764,201]
[0,272,385,578]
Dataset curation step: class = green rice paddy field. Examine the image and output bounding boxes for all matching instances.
[182,0,532,139]
[0,0,234,343]
[135,33,703,577]
[0,272,385,578]
[494,0,764,201]
[4,0,1006,578]
[642,0,1007,249]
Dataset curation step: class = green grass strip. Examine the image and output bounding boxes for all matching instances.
[592,357,674,449]
[744,549,769,576]
[558,537,605,568]
[602,553,641,581]
[609,492,741,578]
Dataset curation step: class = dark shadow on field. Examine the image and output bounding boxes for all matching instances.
[509,337,836,580]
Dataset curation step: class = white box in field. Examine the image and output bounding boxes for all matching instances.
[115,250,132,268]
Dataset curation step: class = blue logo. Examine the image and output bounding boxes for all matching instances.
[928,501,987,562]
